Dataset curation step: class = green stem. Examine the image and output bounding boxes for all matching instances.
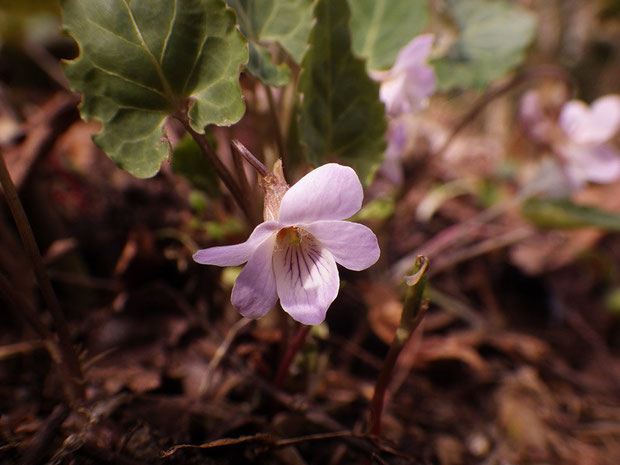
[369,256,429,436]
[0,149,84,403]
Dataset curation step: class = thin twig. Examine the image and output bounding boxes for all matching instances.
[201,317,254,395]
[435,65,573,158]
[391,198,518,281]
[0,148,84,402]
[429,227,534,276]
[21,404,70,465]
[164,430,413,461]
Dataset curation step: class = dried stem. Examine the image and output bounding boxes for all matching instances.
[176,115,254,223]
[274,323,311,387]
[0,149,85,402]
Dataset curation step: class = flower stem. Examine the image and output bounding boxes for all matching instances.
[274,323,311,388]
[176,116,255,224]
[262,83,287,160]
[231,140,269,177]
[0,148,85,403]
[369,256,429,436]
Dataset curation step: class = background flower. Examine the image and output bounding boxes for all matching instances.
[520,91,620,188]
[371,34,436,117]
[557,95,620,186]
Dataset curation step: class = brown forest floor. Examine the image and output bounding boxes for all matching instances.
[2,5,620,464]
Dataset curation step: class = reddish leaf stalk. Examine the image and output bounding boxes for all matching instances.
[231,139,269,177]
[177,116,255,224]
[369,256,429,436]
[274,323,311,387]
[262,83,287,161]
[0,149,85,403]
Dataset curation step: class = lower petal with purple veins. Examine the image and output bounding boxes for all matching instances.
[272,230,339,325]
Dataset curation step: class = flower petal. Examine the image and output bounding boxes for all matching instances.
[561,142,620,185]
[231,233,278,318]
[278,164,363,225]
[273,234,339,325]
[379,72,409,115]
[303,221,380,271]
[404,64,435,108]
[560,95,620,145]
[393,34,434,75]
[193,221,280,266]
[519,90,553,143]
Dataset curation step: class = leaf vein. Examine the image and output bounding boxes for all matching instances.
[120,0,175,100]
[89,62,167,98]
[160,0,178,62]
[259,1,278,38]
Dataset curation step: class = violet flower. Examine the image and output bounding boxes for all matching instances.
[557,95,620,186]
[194,163,380,325]
[371,34,436,116]
[520,91,620,188]
[381,119,408,185]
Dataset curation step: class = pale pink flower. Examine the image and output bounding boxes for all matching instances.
[519,90,556,143]
[519,91,620,188]
[557,95,620,186]
[381,119,408,185]
[371,34,436,116]
[194,164,380,325]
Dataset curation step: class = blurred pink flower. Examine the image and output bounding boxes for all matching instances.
[372,34,436,116]
[381,119,408,185]
[520,91,620,188]
[557,95,620,186]
[519,90,556,143]
[194,164,380,325]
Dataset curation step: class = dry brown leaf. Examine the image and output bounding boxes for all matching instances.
[415,334,491,379]
[363,281,403,344]
[89,366,161,394]
[496,367,555,455]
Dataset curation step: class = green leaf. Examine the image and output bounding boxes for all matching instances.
[61,0,248,178]
[605,287,620,314]
[434,0,536,90]
[348,0,428,71]
[171,134,220,197]
[298,0,387,184]
[352,197,395,222]
[226,0,314,63]
[521,197,620,231]
[247,42,290,87]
